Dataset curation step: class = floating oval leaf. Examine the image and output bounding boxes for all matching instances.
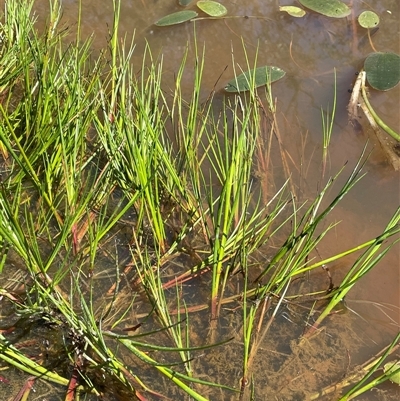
[358,11,380,28]
[299,0,350,18]
[179,0,192,5]
[364,52,400,91]
[225,66,286,93]
[155,10,198,26]
[384,361,400,385]
[197,1,227,17]
[279,6,306,18]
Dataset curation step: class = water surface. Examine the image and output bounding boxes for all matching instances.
[1,0,399,400]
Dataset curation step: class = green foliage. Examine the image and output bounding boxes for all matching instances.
[364,52,400,91]
[0,1,399,400]
[279,6,306,18]
[225,66,286,92]
[384,361,400,385]
[196,1,227,17]
[299,0,351,18]
[358,10,380,28]
[338,333,400,400]
[321,69,337,178]
[155,10,198,26]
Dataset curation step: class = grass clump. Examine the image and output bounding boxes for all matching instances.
[0,1,399,400]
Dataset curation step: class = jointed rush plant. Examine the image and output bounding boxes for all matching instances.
[0,1,398,400]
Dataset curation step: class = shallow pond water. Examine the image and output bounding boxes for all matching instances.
[0,0,399,400]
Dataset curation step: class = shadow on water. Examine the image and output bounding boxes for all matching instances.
[0,0,399,400]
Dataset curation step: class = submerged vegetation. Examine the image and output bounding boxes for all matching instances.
[0,1,399,400]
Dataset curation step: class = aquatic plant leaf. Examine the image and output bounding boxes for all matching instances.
[383,361,400,385]
[196,1,227,17]
[155,10,198,26]
[179,0,192,5]
[299,0,350,18]
[358,11,380,28]
[364,52,400,91]
[225,66,286,92]
[279,6,306,18]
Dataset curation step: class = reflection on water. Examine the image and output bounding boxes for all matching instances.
[1,0,399,400]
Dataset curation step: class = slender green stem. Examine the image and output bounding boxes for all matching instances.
[361,72,400,142]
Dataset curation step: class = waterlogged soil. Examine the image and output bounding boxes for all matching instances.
[0,1,399,401]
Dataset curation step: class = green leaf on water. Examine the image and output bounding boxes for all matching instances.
[155,10,198,26]
[383,361,400,385]
[225,66,286,93]
[279,6,306,18]
[364,52,400,91]
[299,0,351,18]
[197,1,227,17]
[179,0,193,5]
[358,11,380,28]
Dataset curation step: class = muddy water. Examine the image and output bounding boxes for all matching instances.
[1,0,399,400]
